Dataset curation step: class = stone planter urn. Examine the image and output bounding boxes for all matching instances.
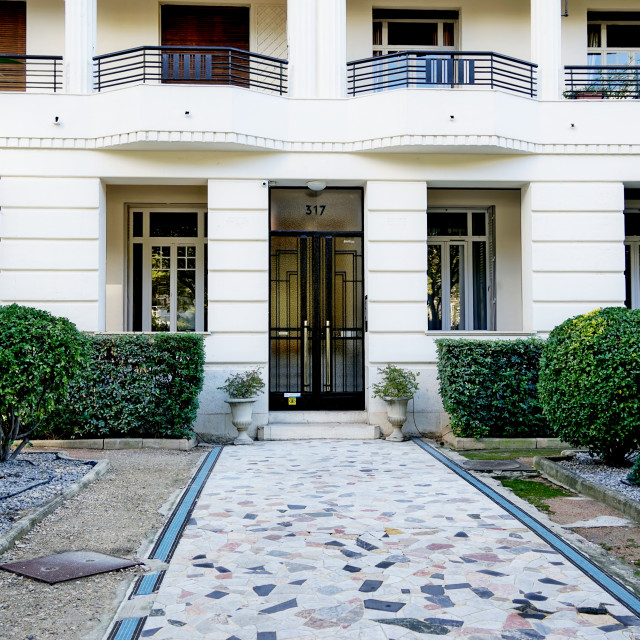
[225,397,257,445]
[384,397,410,441]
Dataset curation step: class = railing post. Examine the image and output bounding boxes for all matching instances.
[96,57,101,92]
[490,53,494,90]
[54,58,58,92]
[142,48,146,85]
[228,49,232,85]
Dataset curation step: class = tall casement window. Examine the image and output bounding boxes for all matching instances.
[0,1,26,92]
[427,208,495,331]
[373,9,458,56]
[588,12,640,66]
[128,207,207,332]
[625,209,640,309]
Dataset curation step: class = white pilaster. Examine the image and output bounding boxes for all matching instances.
[316,0,346,99]
[531,0,562,101]
[64,0,96,94]
[287,0,317,98]
[521,182,625,333]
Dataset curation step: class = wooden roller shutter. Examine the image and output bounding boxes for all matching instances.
[0,1,26,91]
[161,5,250,86]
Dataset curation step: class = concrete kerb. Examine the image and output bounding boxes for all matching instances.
[534,455,640,525]
[429,440,640,596]
[25,438,197,451]
[0,455,110,556]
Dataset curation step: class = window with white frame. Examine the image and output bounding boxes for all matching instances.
[625,209,640,309]
[427,208,495,331]
[128,207,207,332]
[588,12,640,66]
[373,9,458,56]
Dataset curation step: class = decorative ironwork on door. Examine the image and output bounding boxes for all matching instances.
[269,188,364,411]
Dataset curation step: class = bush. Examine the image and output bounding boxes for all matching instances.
[0,305,88,462]
[372,365,419,399]
[218,367,265,399]
[436,338,552,439]
[44,333,205,440]
[539,307,640,466]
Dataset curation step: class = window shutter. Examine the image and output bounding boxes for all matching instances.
[161,5,249,50]
[0,1,26,92]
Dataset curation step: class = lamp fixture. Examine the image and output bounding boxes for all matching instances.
[53,116,61,125]
[307,180,327,191]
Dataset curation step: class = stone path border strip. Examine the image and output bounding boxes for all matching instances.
[534,455,640,524]
[0,454,110,555]
[105,616,147,640]
[147,446,223,563]
[413,437,640,617]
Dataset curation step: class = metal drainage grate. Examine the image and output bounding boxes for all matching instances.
[129,570,166,598]
[0,551,139,584]
[106,616,147,640]
[148,446,222,562]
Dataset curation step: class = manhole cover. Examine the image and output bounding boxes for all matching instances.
[461,460,533,471]
[0,551,139,584]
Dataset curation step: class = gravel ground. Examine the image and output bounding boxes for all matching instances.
[559,452,640,501]
[0,447,205,640]
[0,453,97,536]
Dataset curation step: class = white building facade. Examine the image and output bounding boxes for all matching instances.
[0,0,637,440]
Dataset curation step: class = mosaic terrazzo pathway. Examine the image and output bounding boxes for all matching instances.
[138,441,640,639]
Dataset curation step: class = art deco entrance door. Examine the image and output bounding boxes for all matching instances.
[269,188,364,411]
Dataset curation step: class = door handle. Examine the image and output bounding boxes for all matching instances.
[325,320,331,391]
[303,320,310,390]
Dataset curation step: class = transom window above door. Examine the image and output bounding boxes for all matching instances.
[128,207,207,333]
[588,12,640,66]
[373,9,458,56]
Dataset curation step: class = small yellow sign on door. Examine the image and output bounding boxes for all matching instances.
[288,397,297,405]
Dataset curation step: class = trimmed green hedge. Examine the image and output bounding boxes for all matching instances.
[539,307,640,466]
[436,338,552,439]
[42,333,205,440]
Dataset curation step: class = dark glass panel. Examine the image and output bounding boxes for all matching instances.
[588,23,601,47]
[150,211,198,237]
[625,212,640,236]
[132,243,142,331]
[151,246,171,332]
[388,22,437,46]
[428,211,467,236]
[133,211,143,238]
[472,211,486,236]
[443,22,454,46]
[473,241,488,330]
[449,244,464,330]
[607,24,640,48]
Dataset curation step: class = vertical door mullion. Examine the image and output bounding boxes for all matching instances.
[170,244,177,332]
[312,236,322,402]
[325,236,333,393]
[300,236,308,392]
[142,243,151,332]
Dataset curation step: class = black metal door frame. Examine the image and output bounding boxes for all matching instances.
[269,229,364,411]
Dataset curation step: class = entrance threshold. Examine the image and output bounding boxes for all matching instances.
[261,411,379,440]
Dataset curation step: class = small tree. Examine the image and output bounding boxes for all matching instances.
[0,304,88,462]
[539,307,640,466]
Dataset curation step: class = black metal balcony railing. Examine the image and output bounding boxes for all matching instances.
[0,54,63,92]
[94,46,288,95]
[347,51,537,98]
[564,66,640,99]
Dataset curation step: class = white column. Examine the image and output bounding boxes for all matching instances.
[64,0,96,94]
[531,0,563,100]
[521,182,625,333]
[287,0,317,98]
[316,0,346,99]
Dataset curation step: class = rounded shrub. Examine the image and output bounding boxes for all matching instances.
[539,307,640,466]
[0,304,88,461]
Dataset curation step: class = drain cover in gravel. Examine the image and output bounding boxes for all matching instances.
[0,551,139,584]
[461,460,533,471]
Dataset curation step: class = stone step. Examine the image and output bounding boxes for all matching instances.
[258,423,381,441]
[268,411,369,424]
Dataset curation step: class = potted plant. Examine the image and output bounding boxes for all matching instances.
[218,367,265,445]
[372,364,419,441]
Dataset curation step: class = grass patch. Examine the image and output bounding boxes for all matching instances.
[460,449,565,461]
[499,478,574,512]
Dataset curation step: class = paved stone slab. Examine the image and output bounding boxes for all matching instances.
[134,441,640,639]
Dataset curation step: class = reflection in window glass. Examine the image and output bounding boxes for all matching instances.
[151,246,171,332]
[428,244,442,330]
[449,244,464,330]
[177,246,196,331]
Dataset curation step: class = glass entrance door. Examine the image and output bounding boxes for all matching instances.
[269,188,364,411]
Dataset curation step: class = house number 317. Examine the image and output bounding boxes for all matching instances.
[305,204,326,216]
